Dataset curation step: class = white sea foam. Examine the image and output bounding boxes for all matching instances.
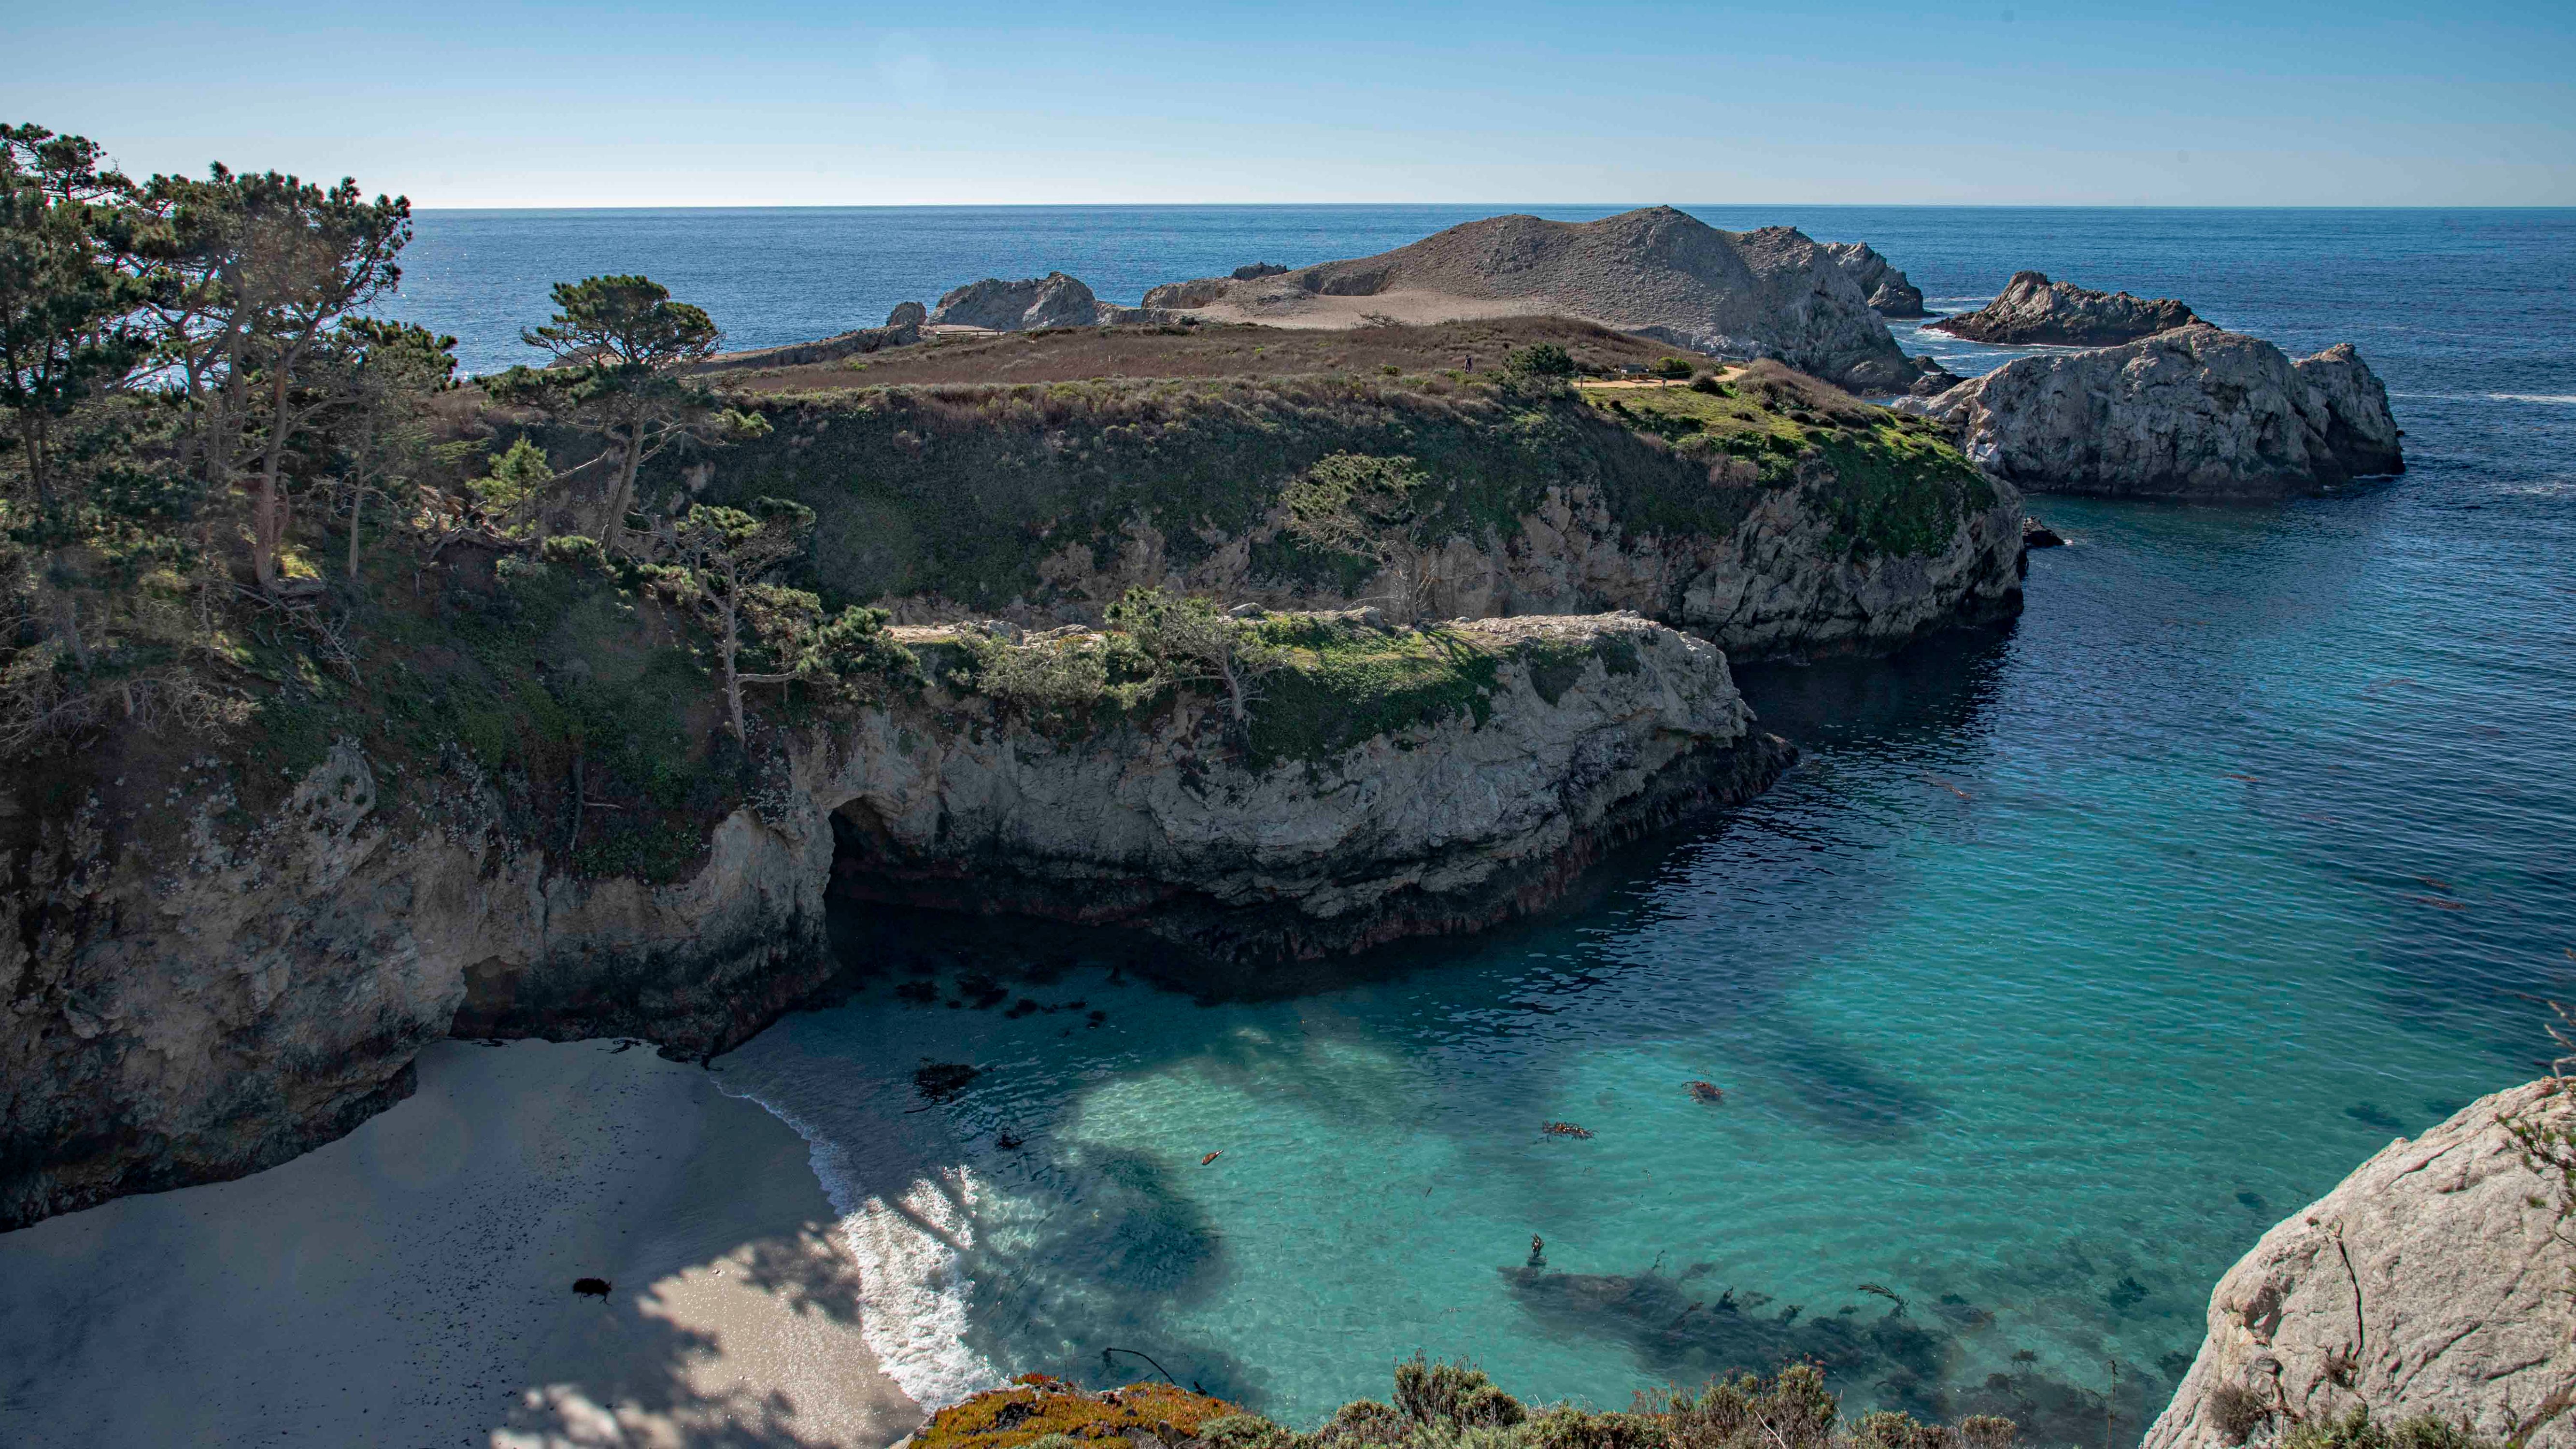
[2490,393,2576,404]
[717,1082,1002,1409]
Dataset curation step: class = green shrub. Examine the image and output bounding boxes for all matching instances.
[2280,1407,2495,1449]
[1688,373,1729,396]
[1651,355,1695,380]
[1504,343,1575,377]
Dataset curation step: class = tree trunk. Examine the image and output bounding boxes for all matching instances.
[602,421,643,555]
[347,485,363,582]
[718,560,746,741]
[58,593,90,671]
[252,366,293,592]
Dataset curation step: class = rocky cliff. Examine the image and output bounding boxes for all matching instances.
[1134,208,1917,392]
[2145,1078,2576,1449]
[0,610,1782,1232]
[1822,241,1928,317]
[708,366,2023,662]
[929,272,1111,331]
[1929,271,2202,346]
[1898,326,2404,499]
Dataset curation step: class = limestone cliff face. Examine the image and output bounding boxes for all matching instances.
[2145,1079,2576,1449]
[1901,326,2404,500]
[0,615,1781,1232]
[898,469,2025,663]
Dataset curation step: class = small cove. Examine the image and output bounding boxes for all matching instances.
[426,204,2576,1437]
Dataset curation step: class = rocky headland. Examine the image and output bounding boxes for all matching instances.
[1137,207,1922,393]
[929,271,1126,330]
[2147,1077,2576,1449]
[1822,240,1929,317]
[1929,270,2203,346]
[0,597,1784,1232]
[1899,325,2404,499]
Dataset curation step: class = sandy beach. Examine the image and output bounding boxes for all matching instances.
[0,1038,922,1449]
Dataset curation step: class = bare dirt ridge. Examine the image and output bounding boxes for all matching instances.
[1137,206,1917,393]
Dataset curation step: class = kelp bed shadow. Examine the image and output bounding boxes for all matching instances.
[1499,1261,2169,1448]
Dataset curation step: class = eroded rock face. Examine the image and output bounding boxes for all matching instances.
[1139,208,1916,392]
[929,272,1106,330]
[1822,241,1928,317]
[822,614,1788,961]
[1929,270,2202,346]
[1899,326,2404,499]
[886,300,927,327]
[905,460,2025,664]
[0,616,1782,1231]
[2145,1079,2576,1449]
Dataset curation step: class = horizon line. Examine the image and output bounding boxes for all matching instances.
[398,200,2576,213]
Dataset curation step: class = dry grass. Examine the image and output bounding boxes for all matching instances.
[912,1378,1243,1449]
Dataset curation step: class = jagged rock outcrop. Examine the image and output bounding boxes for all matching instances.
[1899,326,2404,499]
[0,615,1783,1232]
[1822,241,1927,317]
[2146,1079,2576,1449]
[683,318,918,373]
[1929,270,2201,346]
[886,300,926,327]
[1231,261,1287,281]
[1136,208,1916,392]
[929,272,1109,331]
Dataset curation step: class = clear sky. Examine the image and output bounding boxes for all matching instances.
[12,0,2573,207]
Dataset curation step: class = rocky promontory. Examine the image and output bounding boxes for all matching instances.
[2146,1078,2576,1449]
[0,605,1783,1232]
[929,271,1116,330]
[1136,207,1920,392]
[1899,325,2404,499]
[1929,270,2202,346]
[1823,240,1928,317]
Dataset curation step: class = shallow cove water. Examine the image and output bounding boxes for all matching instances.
[388,206,2575,1437]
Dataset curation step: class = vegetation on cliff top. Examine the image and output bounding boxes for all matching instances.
[915,1359,2503,1449]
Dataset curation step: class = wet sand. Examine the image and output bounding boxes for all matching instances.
[0,1038,921,1448]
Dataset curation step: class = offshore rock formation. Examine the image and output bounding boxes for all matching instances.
[2145,1079,2576,1449]
[1899,326,2403,499]
[886,300,927,327]
[1822,241,1928,317]
[1137,208,1917,392]
[0,614,1782,1231]
[929,272,1110,330]
[1928,271,2202,346]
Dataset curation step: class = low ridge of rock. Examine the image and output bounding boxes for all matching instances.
[1898,325,2403,500]
[930,272,1109,331]
[1822,241,1928,317]
[1230,261,1288,281]
[2145,1078,2576,1449]
[1138,207,1916,392]
[1929,270,2202,346]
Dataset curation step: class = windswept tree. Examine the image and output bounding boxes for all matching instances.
[658,497,910,740]
[1279,451,1439,622]
[318,317,455,581]
[495,275,729,554]
[1103,586,1276,724]
[135,166,410,593]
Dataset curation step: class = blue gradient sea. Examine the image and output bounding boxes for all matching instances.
[398,206,2576,1440]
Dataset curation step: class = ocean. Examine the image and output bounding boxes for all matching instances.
[398,206,2576,1437]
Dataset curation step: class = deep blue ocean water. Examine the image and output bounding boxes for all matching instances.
[400,207,2576,1437]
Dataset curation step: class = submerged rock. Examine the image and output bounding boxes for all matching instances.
[2145,1078,2576,1449]
[2021,517,2067,548]
[1899,326,2403,500]
[1929,270,2202,346]
[1823,241,1929,318]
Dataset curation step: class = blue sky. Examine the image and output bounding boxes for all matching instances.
[12,1,2574,206]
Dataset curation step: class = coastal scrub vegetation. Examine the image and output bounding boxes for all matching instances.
[914,1360,2505,1449]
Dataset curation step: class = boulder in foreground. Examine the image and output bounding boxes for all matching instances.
[2145,1077,2576,1449]
[1929,270,2202,346]
[1900,325,2403,499]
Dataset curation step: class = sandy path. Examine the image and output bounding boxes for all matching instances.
[0,1039,921,1449]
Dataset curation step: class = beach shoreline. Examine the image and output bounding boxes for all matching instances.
[0,1037,921,1448]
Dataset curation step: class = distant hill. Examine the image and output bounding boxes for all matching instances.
[1143,206,1915,392]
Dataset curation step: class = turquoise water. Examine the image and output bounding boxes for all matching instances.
[398,205,2575,1438]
